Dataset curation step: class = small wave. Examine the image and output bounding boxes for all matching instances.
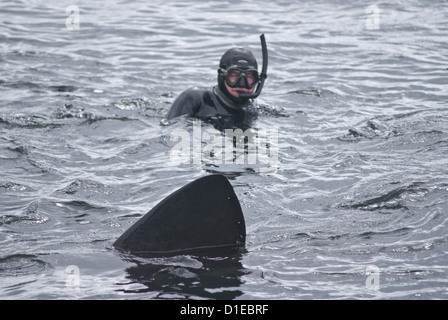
[0,181,33,192]
[52,179,124,212]
[55,200,106,211]
[339,119,400,142]
[49,85,77,93]
[0,80,78,94]
[358,227,413,240]
[1,80,41,91]
[339,107,448,143]
[0,200,48,227]
[0,114,62,129]
[340,181,428,212]
[111,97,149,111]
[111,97,169,118]
[287,87,338,98]
[0,213,48,227]
[0,254,51,278]
[52,104,112,123]
[55,179,110,197]
[256,102,289,118]
[53,99,165,125]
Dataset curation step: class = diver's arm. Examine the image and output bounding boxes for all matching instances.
[166,88,203,120]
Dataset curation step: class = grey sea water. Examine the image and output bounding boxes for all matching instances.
[1,0,447,299]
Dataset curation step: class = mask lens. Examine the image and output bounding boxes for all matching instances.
[226,69,242,86]
[225,68,259,88]
[245,70,258,87]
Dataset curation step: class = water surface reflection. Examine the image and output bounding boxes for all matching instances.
[120,250,247,299]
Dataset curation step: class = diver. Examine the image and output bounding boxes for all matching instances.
[166,34,268,130]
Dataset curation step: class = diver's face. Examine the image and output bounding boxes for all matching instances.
[223,68,257,98]
[224,81,255,98]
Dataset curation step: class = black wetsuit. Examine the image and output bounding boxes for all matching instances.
[166,86,257,130]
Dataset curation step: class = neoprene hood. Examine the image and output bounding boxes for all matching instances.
[217,34,268,104]
[217,48,258,104]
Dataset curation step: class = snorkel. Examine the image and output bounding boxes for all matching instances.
[238,34,268,100]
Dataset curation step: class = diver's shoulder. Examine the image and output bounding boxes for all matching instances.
[177,87,214,103]
[182,86,212,95]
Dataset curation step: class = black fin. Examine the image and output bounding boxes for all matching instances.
[113,175,246,256]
